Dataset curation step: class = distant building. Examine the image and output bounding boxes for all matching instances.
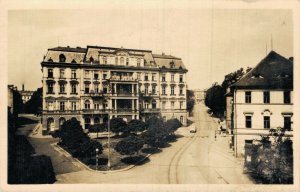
[19,84,34,103]
[40,45,188,132]
[194,89,206,103]
[8,85,16,114]
[229,51,293,157]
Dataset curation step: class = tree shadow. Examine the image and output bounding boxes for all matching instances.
[141,147,162,154]
[121,155,149,165]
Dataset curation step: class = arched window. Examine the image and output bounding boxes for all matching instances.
[152,100,156,109]
[89,56,94,63]
[59,54,66,62]
[47,118,54,131]
[137,58,140,67]
[126,58,129,66]
[120,57,124,65]
[71,59,77,63]
[94,117,100,125]
[115,57,118,65]
[180,116,184,124]
[84,117,91,129]
[85,100,90,109]
[48,57,53,62]
[59,117,66,129]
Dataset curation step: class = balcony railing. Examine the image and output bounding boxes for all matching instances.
[110,76,137,82]
[43,110,80,114]
[140,108,160,113]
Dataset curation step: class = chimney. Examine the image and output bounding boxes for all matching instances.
[22,84,24,91]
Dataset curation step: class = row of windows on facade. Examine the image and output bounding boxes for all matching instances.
[47,69,184,83]
[54,53,143,66]
[244,91,291,104]
[46,83,185,95]
[244,115,292,130]
[46,100,185,111]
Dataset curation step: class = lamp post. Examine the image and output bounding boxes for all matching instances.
[107,114,111,169]
[95,148,99,170]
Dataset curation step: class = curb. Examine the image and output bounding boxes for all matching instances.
[51,143,151,173]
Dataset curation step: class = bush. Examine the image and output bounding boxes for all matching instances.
[110,117,127,135]
[126,119,146,134]
[115,135,144,156]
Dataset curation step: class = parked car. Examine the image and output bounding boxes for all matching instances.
[189,125,197,133]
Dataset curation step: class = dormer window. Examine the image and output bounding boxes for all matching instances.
[48,57,53,62]
[170,60,175,68]
[103,56,107,64]
[126,58,129,66]
[137,58,140,67]
[89,56,94,63]
[59,54,66,62]
[120,57,124,65]
[115,57,118,65]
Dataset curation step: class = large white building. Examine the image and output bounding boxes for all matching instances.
[229,51,293,157]
[41,45,188,132]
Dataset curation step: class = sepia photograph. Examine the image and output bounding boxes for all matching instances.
[1,0,300,191]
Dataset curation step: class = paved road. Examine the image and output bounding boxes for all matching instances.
[55,103,254,184]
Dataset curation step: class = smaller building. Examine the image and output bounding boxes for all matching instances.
[18,84,34,104]
[193,89,206,103]
[229,51,293,157]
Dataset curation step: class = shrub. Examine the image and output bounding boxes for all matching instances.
[115,135,144,156]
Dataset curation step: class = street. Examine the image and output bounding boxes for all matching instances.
[18,104,254,184]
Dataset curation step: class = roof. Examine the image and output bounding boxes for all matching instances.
[48,46,87,53]
[231,51,293,90]
[153,54,187,70]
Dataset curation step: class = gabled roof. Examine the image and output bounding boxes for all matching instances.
[231,51,293,90]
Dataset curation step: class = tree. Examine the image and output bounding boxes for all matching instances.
[221,68,245,88]
[109,117,127,136]
[76,140,103,158]
[24,87,42,116]
[165,118,182,135]
[59,118,89,153]
[126,119,146,134]
[204,83,226,116]
[187,90,195,116]
[115,135,144,157]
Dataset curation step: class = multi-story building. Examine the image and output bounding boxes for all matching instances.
[229,51,293,157]
[193,89,206,103]
[19,84,34,104]
[41,46,188,132]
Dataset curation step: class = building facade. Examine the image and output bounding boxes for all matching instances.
[41,46,188,132]
[229,51,293,157]
[19,84,34,104]
[193,89,206,103]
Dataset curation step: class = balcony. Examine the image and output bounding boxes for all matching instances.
[43,110,80,114]
[82,109,108,114]
[113,108,139,113]
[140,108,160,113]
[110,75,137,82]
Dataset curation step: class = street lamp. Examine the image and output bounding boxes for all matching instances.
[95,148,99,170]
[107,114,111,169]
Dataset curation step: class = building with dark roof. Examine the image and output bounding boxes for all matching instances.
[41,45,188,132]
[228,51,293,157]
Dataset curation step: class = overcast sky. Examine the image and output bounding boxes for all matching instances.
[8,6,293,91]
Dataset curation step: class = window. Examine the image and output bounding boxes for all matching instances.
[59,69,65,78]
[59,54,66,62]
[263,91,270,103]
[284,91,291,104]
[152,100,156,109]
[89,56,94,63]
[94,71,99,79]
[162,86,166,95]
[71,84,77,94]
[71,102,76,110]
[103,73,107,80]
[245,91,251,103]
[84,118,91,129]
[145,85,149,94]
[47,83,54,94]
[171,101,175,109]
[47,102,53,111]
[126,58,129,66]
[179,87,183,95]
[59,118,66,129]
[162,101,166,109]
[264,116,270,129]
[179,75,183,83]
[171,74,174,82]
[59,83,65,93]
[171,86,175,95]
[144,73,149,81]
[71,70,76,79]
[85,100,90,109]
[137,73,141,80]
[120,57,124,65]
[84,70,90,78]
[137,58,140,67]
[284,116,292,130]
[48,69,53,78]
[94,84,99,93]
[152,74,156,81]
[103,56,107,64]
[115,57,118,65]
[162,74,166,82]
[152,86,156,94]
[145,102,149,109]
[84,83,90,93]
[59,101,65,111]
[180,101,183,109]
[94,103,100,110]
[180,116,184,124]
[94,117,100,125]
[245,116,252,128]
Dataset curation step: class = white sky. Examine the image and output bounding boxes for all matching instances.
[8,7,293,91]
